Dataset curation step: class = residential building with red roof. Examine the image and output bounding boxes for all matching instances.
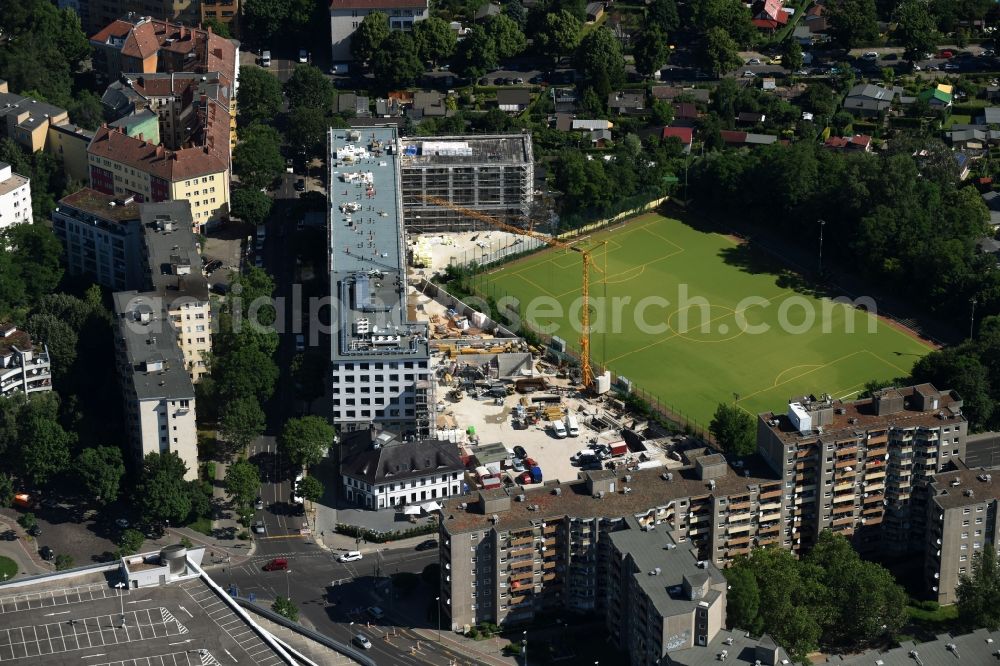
[751,0,789,31]
[329,0,429,61]
[661,126,693,153]
[824,134,873,152]
[88,16,238,230]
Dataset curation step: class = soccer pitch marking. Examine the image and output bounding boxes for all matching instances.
[0,608,187,661]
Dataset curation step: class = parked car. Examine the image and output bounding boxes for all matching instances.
[512,459,525,473]
[861,51,878,61]
[367,606,385,620]
[295,334,305,352]
[253,521,265,534]
[513,445,527,459]
[746,58,762,65]
[940,50,955,58]
[28,524,41,537]
[742,70,756,78]
[263,558,288,571]
[205,259,223,274]
[298,49,308,63]
[295,178,306,192]
[255,497,264,510]
[353,634,372,649]
[415,539,437,551]
[261,50,271,67]
[115,518,129,529]
[338,550,363,563]
[40,546,54,561]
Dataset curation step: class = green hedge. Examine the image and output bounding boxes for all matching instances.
[335,521,437,543]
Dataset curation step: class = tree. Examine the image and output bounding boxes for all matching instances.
[296,475,324,504]
[896,0,938,61]
[18,513,37,532]
[372,32,424,89]
[725,566,761,633]
[117,529,145,556]
[709,402,755,457]
[504,0,527,29]
[19,415,73,486]
[701,26,743,78]
[54,553,74,571]
[651,99,675,126]
[691,0,755,46]
[202,17,232,38]
[213,345,280,403]
[77,446,125,505]
[648,0,680,32]
[783,40,804,72]
[4,223,64,304]
[458,25,498,79]
[577,27,625,90]
[67,91,104,131]
[272,596,299,621]
[219,397,266,453]
[633,26,670,78]
[283,65,335,111]
[231,188,273,227]
[957,547,1000,630]
[233,124,284,191]
[0,474,13,508]
[534,9,582,61]
[414,16,457,65]
[225,459,262,525]
[287,106,329,156]
[352,12,390,63]
[237,67,283,125]
[486,14,527,60]
[136,452,192,526]
[242,0,288,40]
[827,0,879,48]
[912,348,995,430]
[279,416,335,468]
[25,313,77,379]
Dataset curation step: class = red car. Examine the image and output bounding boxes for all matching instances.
[263,558,288,571]
[939,50,954,59]
[518,471,533,484]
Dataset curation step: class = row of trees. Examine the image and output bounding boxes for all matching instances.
[726,532,907,663]
[689,138,998,336]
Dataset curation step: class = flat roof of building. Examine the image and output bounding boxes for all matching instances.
[398,133,532,166]
[826,628,1000,664]
[327,126,428,363]
[930,460,1000,510]
[59,187,142,223]
[0,567,290,665]
[760,384,964,445]
[113,290,194,402]
[0,163,28,198]
[141,201,209,303]
[441,454,781,534]
[964,432,1000,469]
[669,628,789,666]
[609,519,726,619]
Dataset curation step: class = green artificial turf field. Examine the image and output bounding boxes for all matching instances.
[477,213,934,427]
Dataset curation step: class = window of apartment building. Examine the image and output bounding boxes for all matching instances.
[976,517,983,524]
[961,555,968,561]
[975,542,983,549]
[963,520,970,526]
[962,532,969,539]
[978,506,985,512]
[964,508,971,514]
[961,544,968,550]
[976,530,983,537]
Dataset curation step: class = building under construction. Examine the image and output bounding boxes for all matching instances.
[399,133,534,232]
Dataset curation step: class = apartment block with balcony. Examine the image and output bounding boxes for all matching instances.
[0,162,32,230]
[51,188,147,291]
[438,452,782,633]
[112,290,197,479]
[329,0,429,62]
[0,325,53,399]
[757,384,967,556]
[924,463,1000,604]
[201,0,240,31]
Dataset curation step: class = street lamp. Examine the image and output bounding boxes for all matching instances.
[115,581,126,627]
[435,596,441,642]
[285,569,292,600]
[522,630,528,666]
[970,297,978,340]
[817,219,826,276]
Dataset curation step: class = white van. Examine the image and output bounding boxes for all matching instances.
[261,50,271,67]
[565,414,579,437]
[551,419,567,438]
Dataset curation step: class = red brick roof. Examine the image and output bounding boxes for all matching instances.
[89,126,227,182]
[720,130,748,144]
[121,21,159,59]
[661,127,693,144]
[89,19,133,44]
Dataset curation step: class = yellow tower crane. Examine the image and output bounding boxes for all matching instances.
[417,195,604,389]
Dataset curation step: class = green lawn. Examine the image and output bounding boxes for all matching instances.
[0,555,17,580]
[478,213,933,427]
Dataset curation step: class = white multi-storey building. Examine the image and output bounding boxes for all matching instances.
[113,290,198,480]
[339,428,464,509]
[327,127,433,437]
[0,161,31,230]
[0,324,53,398]
[329,0,429,62]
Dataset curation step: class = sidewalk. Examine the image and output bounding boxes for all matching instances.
[411,629,515,666]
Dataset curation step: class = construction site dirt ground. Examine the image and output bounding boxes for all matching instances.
[436,381,682,488]
[410,230,528,275]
